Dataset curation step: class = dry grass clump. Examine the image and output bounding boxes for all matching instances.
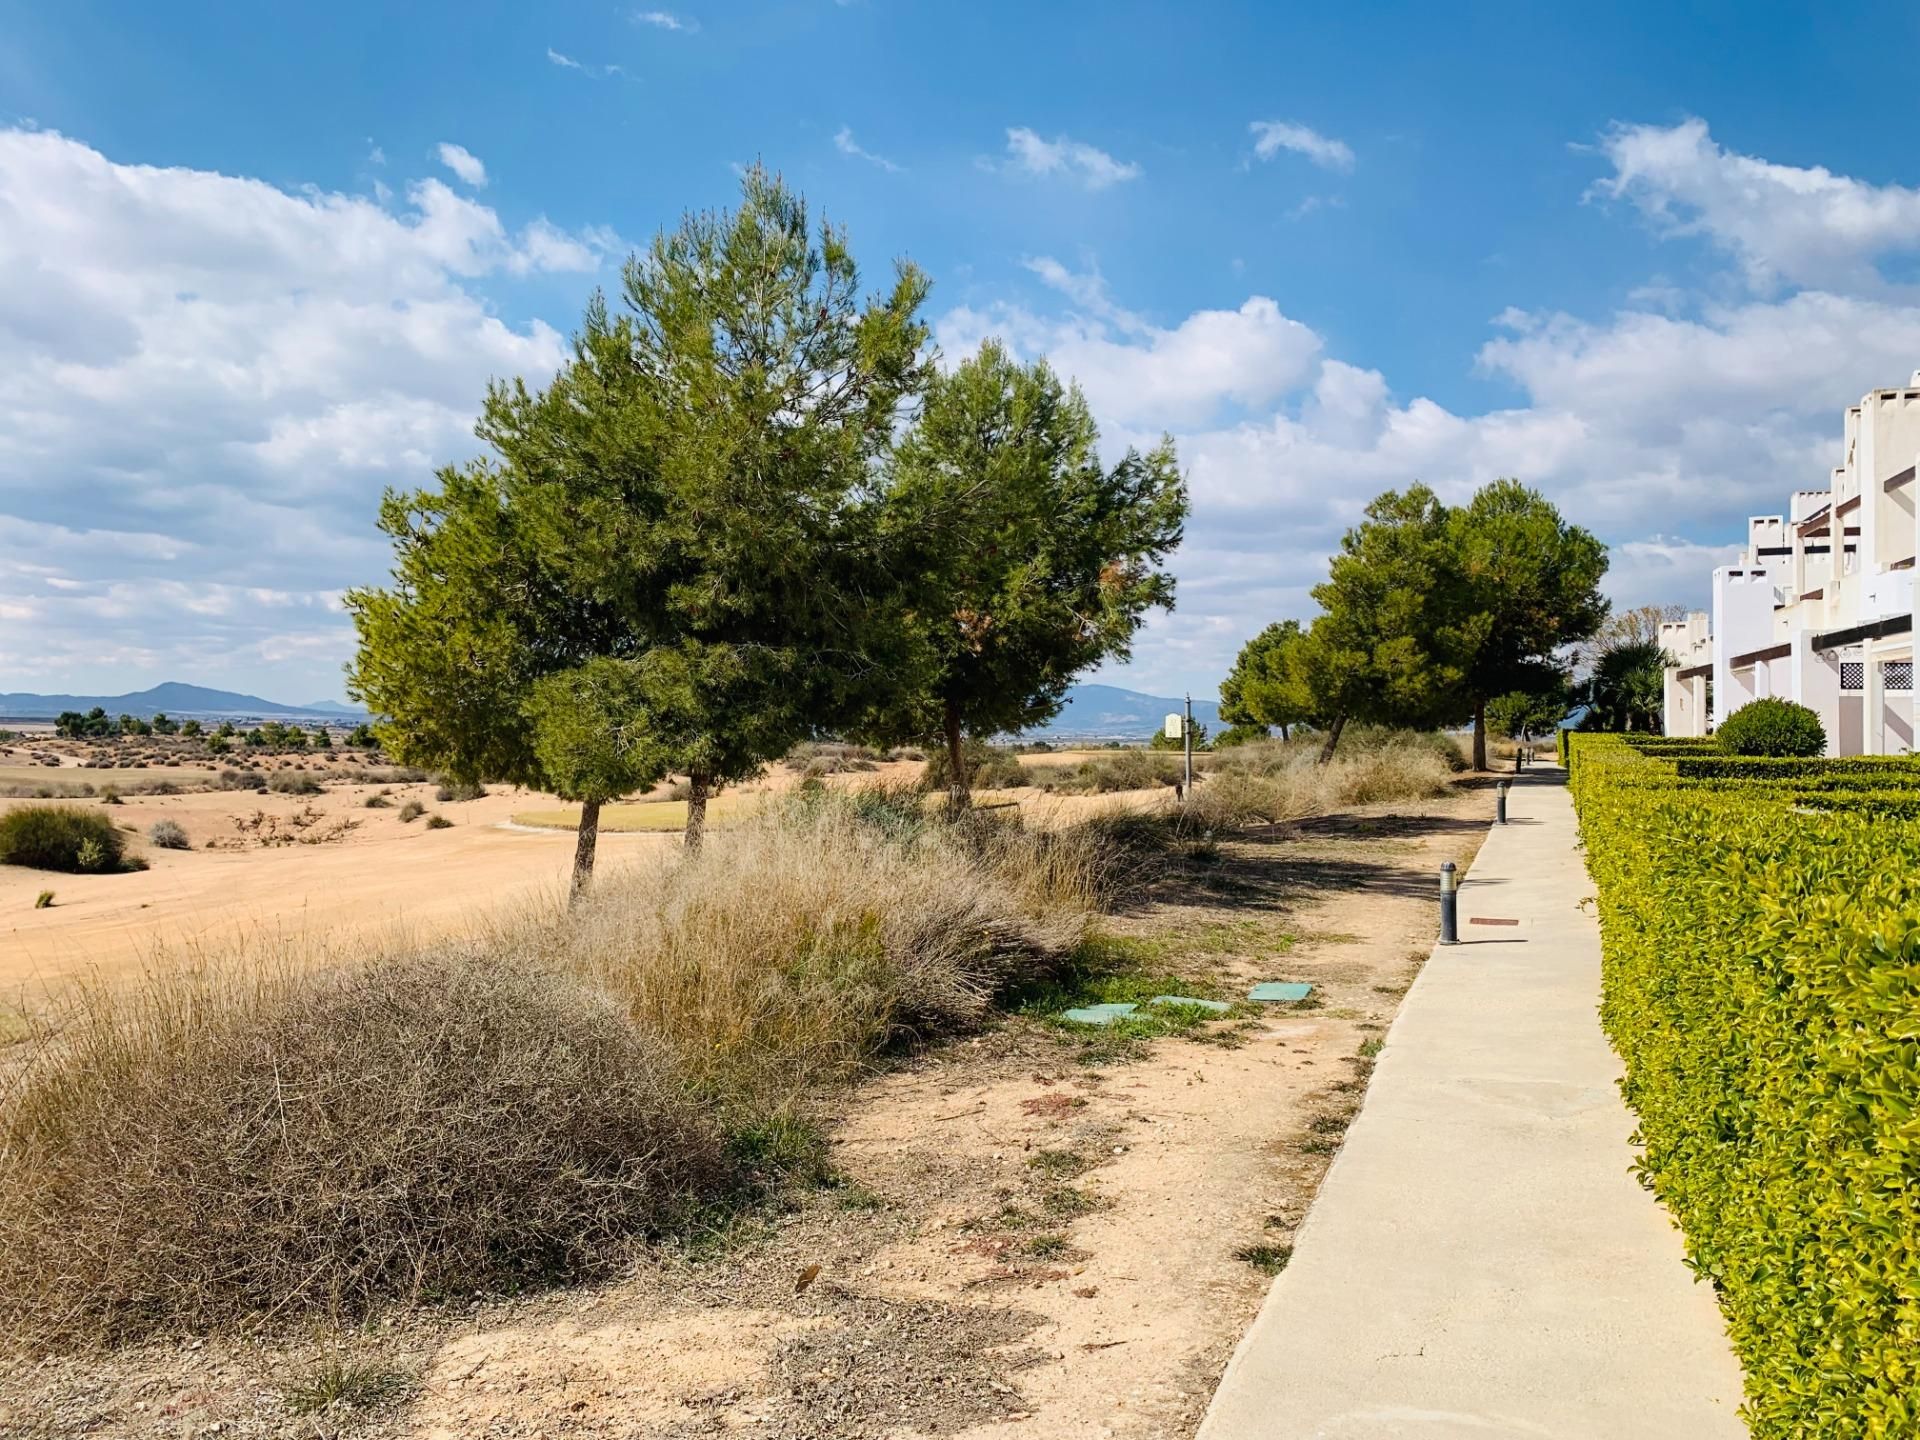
[919,739,1027,793]
[147,818,191,850]
[0,790,1134,1351]
[1027,748,1180,794]
[784,741,881,776]
[537,790,1100,1118]
[0,950,727,1349]
[1179,738,1456,830]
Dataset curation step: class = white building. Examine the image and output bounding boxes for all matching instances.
[1662,374,1920,755]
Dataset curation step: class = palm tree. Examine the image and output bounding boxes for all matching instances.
[1592,640,1670,732]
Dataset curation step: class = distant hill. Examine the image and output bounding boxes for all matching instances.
[1027,685,1222,742]
[0,682,366,722]
[0,679,1211,740]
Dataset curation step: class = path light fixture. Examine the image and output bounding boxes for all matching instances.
[1496,780,1509,826]
[1438,861,1459,945]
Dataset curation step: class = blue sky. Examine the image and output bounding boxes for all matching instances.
[4,2,1920,704]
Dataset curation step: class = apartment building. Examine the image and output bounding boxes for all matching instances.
[1661,374,1920,755]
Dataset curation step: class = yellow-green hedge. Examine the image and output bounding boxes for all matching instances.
[1570,734,1920,1436]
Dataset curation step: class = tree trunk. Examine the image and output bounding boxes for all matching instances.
[1317,714,1347,764]
[569,797,601,905]
[1279,722,1290,742]
[1472,697,1489,772]
[684,772,710,853]
[943,699,969,813]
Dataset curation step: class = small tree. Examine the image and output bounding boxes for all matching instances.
[151,712,178,736]
[1447,480,1608,769]
[1591,640,1670,732]
[1220,620,1312,740]
[1300,485,1467,761]
[352,167,931,863]
[1486,676,1573,740]
[865,342,1186,807]
[180,719,203,739]
[349,465,650,898]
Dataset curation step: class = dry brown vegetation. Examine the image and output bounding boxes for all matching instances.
[0,950,728,1347]
[0,734,1465,1372]
[0,789,1131,1350]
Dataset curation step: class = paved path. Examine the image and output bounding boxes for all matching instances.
[1198,768,1747,1440]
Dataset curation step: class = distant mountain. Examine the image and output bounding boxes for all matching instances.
[0,682,366,722]
[1027,684,1223,742]
[0,678,1202,740]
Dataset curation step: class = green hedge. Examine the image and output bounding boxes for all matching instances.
[1673,754,1920,782]
[1569,735,1920,1436]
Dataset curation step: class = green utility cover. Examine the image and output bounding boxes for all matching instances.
[1249,982,1313,1003]
[1060,1002,1139,1026]
[1149,994,1232,1014]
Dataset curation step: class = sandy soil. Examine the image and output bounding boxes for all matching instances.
[0,745,1163,1004]
[3,780,1493,1440]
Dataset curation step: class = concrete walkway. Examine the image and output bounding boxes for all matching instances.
[1198,768,1747,1440]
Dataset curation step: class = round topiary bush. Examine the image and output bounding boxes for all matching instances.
[1716,697,1826,757]
[0,805,128,873]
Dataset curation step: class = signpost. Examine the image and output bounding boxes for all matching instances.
[1184,693,1194,794]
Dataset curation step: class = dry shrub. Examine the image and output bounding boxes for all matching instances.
[919,739,1027,793]
[0,804,128,872]
[0,950,727,1348]
[1027,749,1179,795]
[147,818,190,850]
[783,741,880,775]
[540,792,1098,1117]
[1180,738,1455,831]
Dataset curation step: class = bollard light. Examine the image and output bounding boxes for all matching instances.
[1496,780,1509,826]
[1439,861,1459,945]
[1514,747,1523,774]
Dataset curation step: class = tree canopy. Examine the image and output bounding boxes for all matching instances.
[1445,479,1609,767]
[863,341,1185,806]
[1226,480,1607,765]
[1219,620,1313,740]
[350,166,932,885]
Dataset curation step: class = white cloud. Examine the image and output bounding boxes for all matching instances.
[939,224,1920,695]
[833,126,901,173]
[1249,120,1355,173]
[937,278,1322,430]
[1001,127,1141,190]
[547,47,584,69]
[634,9,696,31]
[1592,117,1920,292]
[0,128,615,698]
[434,141,488,188]
[367,142,386,166]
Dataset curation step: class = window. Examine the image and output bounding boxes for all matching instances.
[1842,661,1864,692]
[1886,661,1914,693]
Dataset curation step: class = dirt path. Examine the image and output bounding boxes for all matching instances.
[5,782,1492,1440]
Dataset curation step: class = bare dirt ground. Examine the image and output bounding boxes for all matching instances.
[2,779,1493,1440]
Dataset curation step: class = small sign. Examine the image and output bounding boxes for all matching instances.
[1164,712,1184,739]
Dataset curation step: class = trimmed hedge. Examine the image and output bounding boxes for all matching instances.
[1569,735,1920,1437]
[1673,755,1920,782]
